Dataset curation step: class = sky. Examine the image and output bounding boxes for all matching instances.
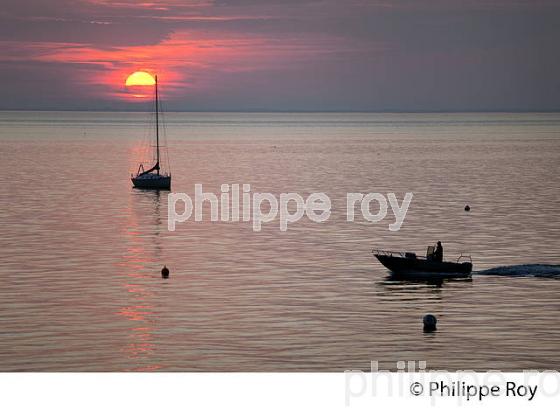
[1,0,559,111]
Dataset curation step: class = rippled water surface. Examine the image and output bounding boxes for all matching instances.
[1,112,559,371]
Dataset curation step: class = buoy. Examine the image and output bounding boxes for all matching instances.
[161,265,169,279]
[423,314,437,332]
[464,205,470,212]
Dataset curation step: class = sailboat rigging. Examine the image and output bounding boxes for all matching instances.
[131,75,171,190]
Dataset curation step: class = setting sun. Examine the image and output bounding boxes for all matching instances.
[125,71,156,86]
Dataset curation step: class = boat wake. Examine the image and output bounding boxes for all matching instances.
[475,264,560,279]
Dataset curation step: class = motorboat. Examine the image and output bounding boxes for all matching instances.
[373,247,473,279]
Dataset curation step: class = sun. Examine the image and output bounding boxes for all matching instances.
[125,71,156,86]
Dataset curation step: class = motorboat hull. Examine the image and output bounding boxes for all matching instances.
[375,254,472,279]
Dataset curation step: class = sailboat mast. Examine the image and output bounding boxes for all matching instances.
[155,74,160,175]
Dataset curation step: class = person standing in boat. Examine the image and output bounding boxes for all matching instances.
[434,241,444,262]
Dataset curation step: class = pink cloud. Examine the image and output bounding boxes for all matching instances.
[0,27,367,102]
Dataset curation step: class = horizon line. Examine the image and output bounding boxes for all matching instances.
[1,109,560,114]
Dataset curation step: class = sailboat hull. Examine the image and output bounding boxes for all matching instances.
[131,175,171,190]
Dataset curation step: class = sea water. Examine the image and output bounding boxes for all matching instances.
[0,112,559,371]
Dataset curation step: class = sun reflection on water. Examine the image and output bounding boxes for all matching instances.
[116,190,164,371]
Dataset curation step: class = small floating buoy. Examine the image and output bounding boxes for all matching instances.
[423,314,437,332]
[464,205,470,212]
[161,265,169,279]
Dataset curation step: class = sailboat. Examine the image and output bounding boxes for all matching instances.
[131,75,171,190]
